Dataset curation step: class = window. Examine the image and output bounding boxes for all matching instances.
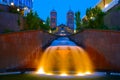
[2,0,7,3]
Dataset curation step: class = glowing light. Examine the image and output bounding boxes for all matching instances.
[46,73,53,75]
[74,30,76,33]
[105,4,109,8]
[90,17,95,20]
[43,22,45,24]
[49,30,52,33]
[36,67,45,74]
[90,17,93,19]
[10,2,14,6]
[17,8,20,12]
[85,71,92,75]
[77,73,85,76]
[24,7,28,10]
[60,73,68,76]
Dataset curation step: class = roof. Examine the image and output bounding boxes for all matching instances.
[51,9,56,12]
[68,9,74,13]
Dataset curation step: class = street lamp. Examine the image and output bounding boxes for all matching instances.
[10,2,14,6]
[90,17,95,20]
[74,29,77,33]
[24,7,28,10]
[49,29,52,33]
[43,22,45,24]
[17,8,20,12]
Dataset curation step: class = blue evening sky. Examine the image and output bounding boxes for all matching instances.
[33,0,100,25]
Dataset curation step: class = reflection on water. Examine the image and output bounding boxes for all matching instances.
[51,37,76,46]
[36,37,93,76]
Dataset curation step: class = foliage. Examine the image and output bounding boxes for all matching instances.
[116,6,120,11]
[39,23,50,31]
[24,11,50,31]
[75,11,81,31]
[3,29,14,33]
[109,26,120,31]
[9,6,20,14]
[17,16,21,26]
[82,6,107,30]
[8,6,24,16]
[40,16,51,31]
[51,27,56,31]
[0,9,3,12]
[24,11,40,30]
[45,17,50,27]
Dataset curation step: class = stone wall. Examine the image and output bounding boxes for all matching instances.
[0,4,9,12]
[0,12,24,33]
[0,31,56,70]
[70,30,120,71]
[104,4,120,29]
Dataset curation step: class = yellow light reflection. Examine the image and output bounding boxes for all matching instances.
[46,73,53,75]
[36,67,45,74]
[77,73,85,76]
[60,73,68,76]
[36,46,94,76]
[85,71,92,75]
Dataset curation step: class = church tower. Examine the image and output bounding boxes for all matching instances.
[67,9,74,30]
[50,9,57,28]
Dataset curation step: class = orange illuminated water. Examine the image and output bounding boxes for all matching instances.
[36,46,94,76]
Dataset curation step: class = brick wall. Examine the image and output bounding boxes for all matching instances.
[70,30,120,71]
[0,31,56,70]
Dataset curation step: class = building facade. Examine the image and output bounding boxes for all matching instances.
[50,9,57,29]
[96,0,119,12]
[0,0,33,16]
[0,0,33,9]
[67,9,74,30]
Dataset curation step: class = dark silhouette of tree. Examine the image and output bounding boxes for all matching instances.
[45,17,50,27]
[75,11,81,31]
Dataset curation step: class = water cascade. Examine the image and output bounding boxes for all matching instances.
[36,37,93,76]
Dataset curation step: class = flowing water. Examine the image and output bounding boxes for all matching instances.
[36,37,93,76]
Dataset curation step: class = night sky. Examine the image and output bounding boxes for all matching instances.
[33,0,99,25]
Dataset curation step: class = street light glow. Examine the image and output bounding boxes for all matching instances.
[105,4,109,8]
[11,2,14,6]
[17,8,20,12]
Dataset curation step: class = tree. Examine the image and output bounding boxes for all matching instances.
[24,11,40,30]
[39,23,50,31]
[24,11,50,31]
[83,6,107,29]
[75,11,81,31]
[39,17,50,31]
[45,17,50,26]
